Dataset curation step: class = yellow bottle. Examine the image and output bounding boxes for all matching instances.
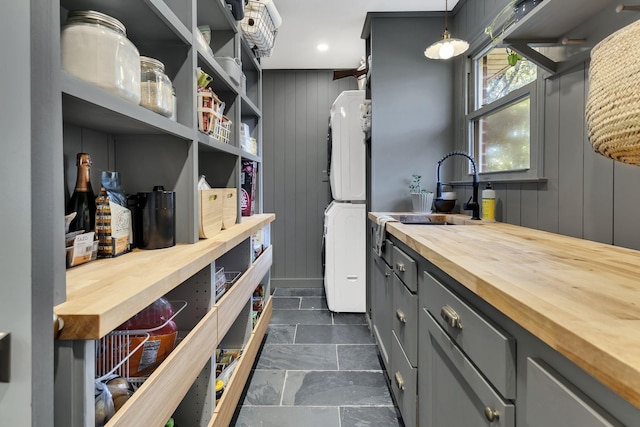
[481,183,496,222]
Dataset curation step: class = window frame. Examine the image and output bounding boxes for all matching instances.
[461,44,544,183]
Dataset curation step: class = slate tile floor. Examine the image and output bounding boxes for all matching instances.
[231,288,404,427]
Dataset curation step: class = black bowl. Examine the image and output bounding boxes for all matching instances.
[434,198,456,213]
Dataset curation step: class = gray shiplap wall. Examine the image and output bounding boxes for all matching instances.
[452,0,640,251]
[262,71,357,287]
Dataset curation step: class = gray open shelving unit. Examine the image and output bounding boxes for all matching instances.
[46,0,271,426]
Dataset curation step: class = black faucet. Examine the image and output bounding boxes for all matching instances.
[436,151,480,220]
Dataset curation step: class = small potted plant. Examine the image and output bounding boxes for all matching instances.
[409,174,434,213]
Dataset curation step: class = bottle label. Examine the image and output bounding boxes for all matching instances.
[482,199,495,222]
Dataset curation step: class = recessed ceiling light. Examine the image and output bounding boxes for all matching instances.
[317,43,329,52]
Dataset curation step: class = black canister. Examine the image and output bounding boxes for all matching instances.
[135,186,176,249]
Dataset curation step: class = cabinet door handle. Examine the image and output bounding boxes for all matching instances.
[384,271,391,277]
[396,261,405,272]
[484,407,500,422]
[396,309,406,324]
[440,305,462,329]
[394,371,405,391]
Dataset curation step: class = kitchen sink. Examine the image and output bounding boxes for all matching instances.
[389,214,456,225]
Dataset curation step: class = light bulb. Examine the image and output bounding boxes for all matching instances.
[439,42,454,59]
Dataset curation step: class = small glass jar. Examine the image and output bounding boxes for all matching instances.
[140,56,174,117]
[61,10,141,104]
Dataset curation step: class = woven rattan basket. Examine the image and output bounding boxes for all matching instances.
[586,19,640,166]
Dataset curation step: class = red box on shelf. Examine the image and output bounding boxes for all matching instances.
[241,160,257,216]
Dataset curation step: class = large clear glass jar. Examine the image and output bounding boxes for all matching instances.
[61,10,141,104]
[140,56,174,117]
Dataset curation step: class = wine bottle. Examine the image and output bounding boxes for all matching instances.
[66,152,96,233]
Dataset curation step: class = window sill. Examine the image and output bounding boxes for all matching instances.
[448,177,547,186]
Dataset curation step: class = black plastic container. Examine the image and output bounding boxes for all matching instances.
[133,186,176,249]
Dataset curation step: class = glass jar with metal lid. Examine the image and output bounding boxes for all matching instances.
[61,10,141,104]
[139,56,174,117]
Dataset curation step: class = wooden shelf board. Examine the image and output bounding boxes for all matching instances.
[55,214,275,340]
[209,296,273,426]
[106,306,219,427]
[217,246,272,339]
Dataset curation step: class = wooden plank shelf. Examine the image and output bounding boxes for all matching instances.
[105,247,273,427]
[55,214,275,340]
[209,296,273,427]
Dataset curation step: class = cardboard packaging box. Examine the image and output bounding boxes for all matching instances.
[241,160,257,216]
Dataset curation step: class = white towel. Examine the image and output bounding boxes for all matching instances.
[373,215,397,257]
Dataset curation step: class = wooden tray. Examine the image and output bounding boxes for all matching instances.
[220,189,237,229]
[199,189,224,239]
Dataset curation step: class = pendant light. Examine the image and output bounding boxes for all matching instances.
[424,0,469,60]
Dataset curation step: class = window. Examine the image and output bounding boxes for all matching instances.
[466,46,541,180]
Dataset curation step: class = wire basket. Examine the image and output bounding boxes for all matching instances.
[95,300,187,387]
[241,1,278,57]
[197,89,225,136]
[212,116,232,144]
[225,271,241,286]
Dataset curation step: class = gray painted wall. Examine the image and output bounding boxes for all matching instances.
[263,1,640,289]
[262,71,357,287]
[368,16,455,212]
[452,0,640,251]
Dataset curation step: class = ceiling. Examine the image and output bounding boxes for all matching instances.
[259,0,459,70]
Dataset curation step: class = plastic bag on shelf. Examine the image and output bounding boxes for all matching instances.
[94,380,115,427]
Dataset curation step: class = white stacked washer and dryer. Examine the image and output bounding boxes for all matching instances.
[323,90,367,313]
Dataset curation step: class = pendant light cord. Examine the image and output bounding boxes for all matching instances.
[444,0,449,32]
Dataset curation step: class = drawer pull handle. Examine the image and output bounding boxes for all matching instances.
[396,309,406,324]
[394,372,405,391]
[396,262,406,272]
[440,305,462,329]
[484,407,500,422]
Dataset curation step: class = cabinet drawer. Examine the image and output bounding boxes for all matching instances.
[392,274,418,367]
[392,246,417,292]
[422,271,516,399]
[371,251,393,370]
[391,332,417,427]
[526,358,623,427]
[382,238,394,266]
[422,310,515,427]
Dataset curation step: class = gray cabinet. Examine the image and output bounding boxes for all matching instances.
[419,269,516,427]
[422,271,516,399]
[393,246,418,293]
[391,333,417,427]
[392,274,418,367]
[389,245,419,425]
[371,247,393,369]
[420,309,515,427]
[45,0,270,425]
[526,358,623,427]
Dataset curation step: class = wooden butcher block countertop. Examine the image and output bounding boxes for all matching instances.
[370,212,640,409]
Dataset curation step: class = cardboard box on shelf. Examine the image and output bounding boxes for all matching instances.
[241,160,257,216]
